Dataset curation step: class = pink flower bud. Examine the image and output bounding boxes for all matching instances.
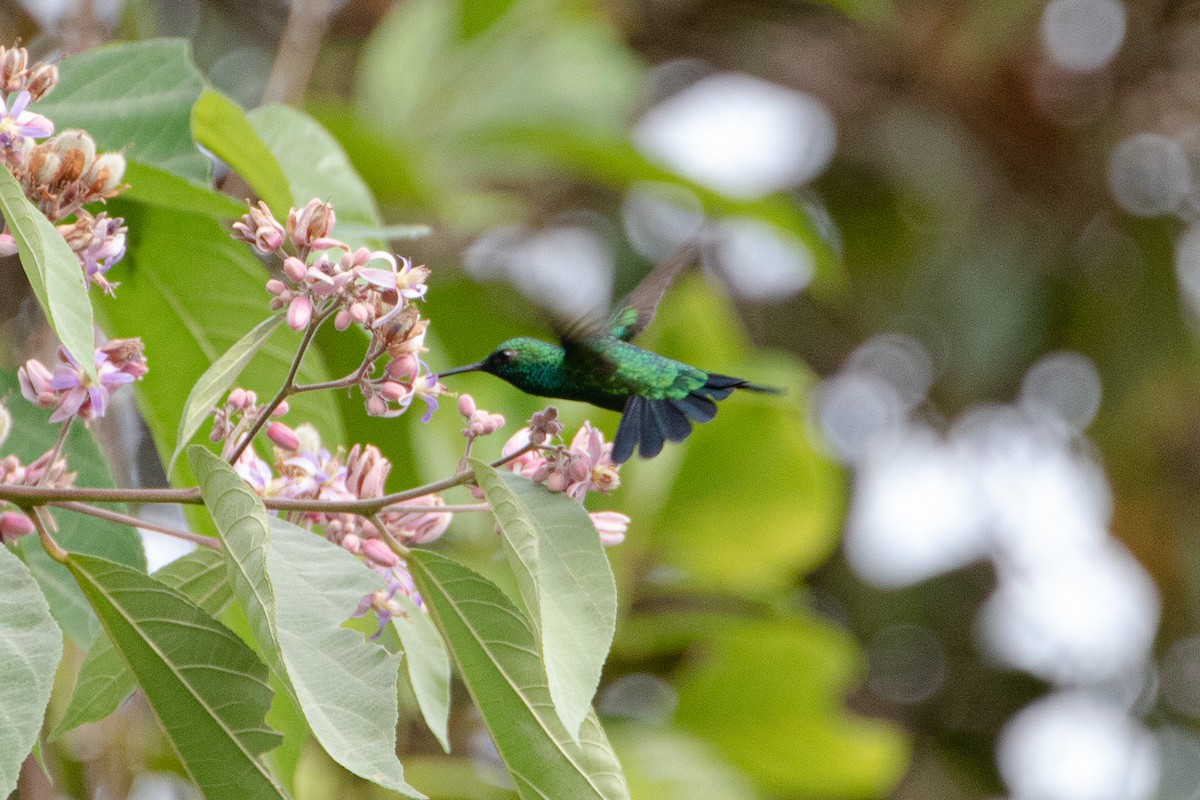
[362,538,400,568]
[366,396,388,416]
[590,511,630,547]
[386,353,419,382]
[287,295,313,330]
[487,413,506,433]
[458,394,477,418]
[334,309,352,331]
[267,422,300,451]
[380,381,407,402]
[272,400,290,416]
[283,256,307,283]
[545,472,569,493]
[228,387,247,408]
[340,533,362,554]
[0,510,35,543]
[567,458,590,484]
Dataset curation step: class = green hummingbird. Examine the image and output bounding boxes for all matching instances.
[437,245,779,463]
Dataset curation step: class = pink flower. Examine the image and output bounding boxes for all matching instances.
[20,342,147,423]
[0,90,52,148]
[589,511,630,546]
[382,494,452,545]
[267,422,301,451]
[0,510,34,544]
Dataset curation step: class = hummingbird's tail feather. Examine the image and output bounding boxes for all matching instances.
[612,374,776,463]
[700,373,783,397]
[613,395,698,463]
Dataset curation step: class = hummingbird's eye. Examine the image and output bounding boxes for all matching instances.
[498,349,517,363]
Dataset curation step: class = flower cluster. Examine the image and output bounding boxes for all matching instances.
[232,198,443,421]
[19,338,147,423]
[501,413,630,546]
[0,44,129,295]
[215,414,451,628]
[457,393,505,439]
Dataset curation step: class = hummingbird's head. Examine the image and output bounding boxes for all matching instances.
[480,337,558,383]
[437,338,563,393]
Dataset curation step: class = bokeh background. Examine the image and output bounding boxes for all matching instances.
[4,0,1200,798]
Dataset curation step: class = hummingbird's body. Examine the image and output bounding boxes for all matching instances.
[439,246,776,462]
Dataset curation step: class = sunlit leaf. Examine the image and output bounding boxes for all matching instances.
[411,550,629,800]
[52,547,229,740]
[34,39,209,181]
[192,90,294,215]
[66,553,286,800]
[0,546,62,799]
[170,314,283,473]
[190,448,425,799]
[248,105,384,250]
[673,617,909,798]
[0,167,96,382]
[471,460,616,739]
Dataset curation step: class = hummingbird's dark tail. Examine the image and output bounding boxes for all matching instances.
[611,374,781,463]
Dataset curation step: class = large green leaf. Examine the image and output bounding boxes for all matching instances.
[101,201,344,480]
[192,90,294,215]
[0,166,96,382]
[410,550,629,800]
[0,371,145,646]
[0,545,62,799]
[51,548,230,740]
[248,105,384,250]
[121,160,246,218]
[471,460,616,740]
[190,448,424,799]
[170,314,283,473]
[629,278,844,590]
[34,39,209,182]
[389,592,452,752]
[66,553,286,800]
[673,617,910,798]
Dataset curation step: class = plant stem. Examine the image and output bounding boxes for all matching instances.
[38,417,73,485]
[31,508,67,563]
[51,501,220,550]
[0,445,535,515]
[226,308,328,465]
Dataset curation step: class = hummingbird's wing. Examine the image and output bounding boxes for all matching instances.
[607,242,699,341]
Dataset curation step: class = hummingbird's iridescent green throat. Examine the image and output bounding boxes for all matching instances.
[437,247,778,463]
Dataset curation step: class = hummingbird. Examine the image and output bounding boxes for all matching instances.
[437,245,779,463]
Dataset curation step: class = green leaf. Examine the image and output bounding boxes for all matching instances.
[121,159,247,218]
[100,201,344,482]
[389,591,452,752]
[247,105,385,250]
[170,314,284,473]
[192,90,294,215]
[52,547,230,740]
[410,550,629,800]
[673,617,909,797]
[610,725,765,800]
[66,553,286,800]
[471,460,617,740]
[190,448,424,799]
[0,545,62,799]
[0,166,97,382]
[35,39,209,181]
[0,370,145,646]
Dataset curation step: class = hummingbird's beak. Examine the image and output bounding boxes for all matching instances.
[435,361,485,378]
